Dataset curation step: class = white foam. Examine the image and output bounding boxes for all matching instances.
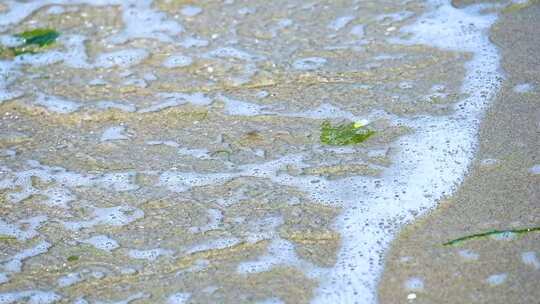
[0,290,60,304]
[163,55,193,68]
[206,47,264,61]
[236,238,306,274]
[128,248,173,261]
[285,103,360,121]
[217,94,269,116]
[138,92,211,113]
[101,126,129,142]
[1,162,138,208]
[34,93,81,114]
[180,6,202,17]
[328,16,355,31]
[46,5,66,15]
[146,141,210,159]
[0,35,23,47]
[513,83,534,93]
[0,1,124,31]
[458,249,479,261]
[94,49,149,69]
[0,273,8,284]
[0,216,47,241]
[404,277,425,291]
[528,164,540,175]
[58,272,83,287]
[480,158,499,166]
[166,292,191,304]
[2,241,51,273]
[160,171,234,193]
[522,251,540,270]
[350,24,365,39]
[63,206,144,231]
[96,101,137,112]
[312,1,502,302]
[486,273,507,286]
[83,235,119,252]
[108,0,183,44]
[179,37,209,48]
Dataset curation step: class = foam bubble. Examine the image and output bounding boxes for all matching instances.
[206,47,264,61]
[218,94,269,116]
[94,49,149,69]
[0,273,8,284]
[138,92,211,113]
[0,290,60,304]
[328,16,355,31]
[96,101,137,112]
[522,251,540,270]
[528,164,540,175]
[163,55,193,68]
[128,248,173,261]
[34,93,81,114]
[83,235,119,252]
[350,24,365,38]
[458,249,479,261]
[404,277,425,291]
[0,216,47,241]
[166,292,191,304]
[513,83,534,93]
[101,126,129,142]
[236,238,306,274]
[109,0,183,44]
[180,6,202,17]
[486,273,507,286]
[63,206,144,231]
[179,37,209,48]
[58,272,83,287]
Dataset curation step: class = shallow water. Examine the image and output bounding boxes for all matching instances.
[0,0,507,303]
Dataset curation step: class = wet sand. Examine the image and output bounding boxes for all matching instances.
[379,2,540,303]
[0,0,531,303]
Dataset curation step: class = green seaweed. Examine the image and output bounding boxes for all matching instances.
[0,235,17,242]
[0,28,59,57]
[443,226,540,246]
[502,0,538,14]
[320,121,375,146]
[67,255,79,262]
[17,28,59,47]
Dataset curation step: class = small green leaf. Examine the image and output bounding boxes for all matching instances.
[320,121,375,146]
[67,255,79,262]
[16,28,59,47]
[0,28,60,57]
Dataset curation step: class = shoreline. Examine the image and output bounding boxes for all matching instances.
[379,2,540,303]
